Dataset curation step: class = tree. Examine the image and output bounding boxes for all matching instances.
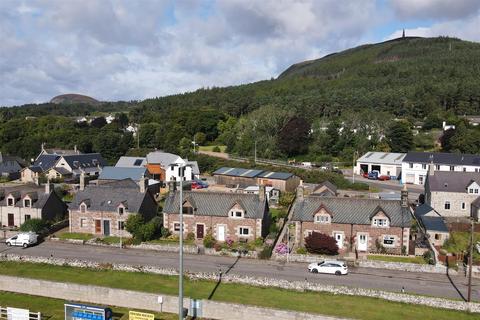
[278,116,310,156]
[194,132,206,146]
[386,121,414,152]
[116,113,129,128]
[178,137,192,158]
[20,219,50,233]
[304,232,338,255]
[90,116,107,128]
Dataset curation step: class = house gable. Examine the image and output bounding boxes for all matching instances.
[370,206,390,227]
[229,202,246,219]
[467,181,480,195]
[313,205,332,224]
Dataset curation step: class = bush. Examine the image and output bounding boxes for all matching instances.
[304,232,338,255]
[203,233,216,248]
[212,146,221,152]
[296,247,307,254]
[141,223,156,241]
[125,214,160,242]
[213,242,222,252]
[125,214,145,236]
[253,237,264,247]
[259,245,273,259]
[19,219,50,233]
[161,226,171,238]
[274,243,289,254]
[423,250,434,265]
[375,238,387,254]
[186,232,195,241]
[279,192,295,208]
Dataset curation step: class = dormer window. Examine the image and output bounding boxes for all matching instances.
[372,218,389,227]
[118,207,125,215]
[314,213,330,224]
[24,199,31,208]
[80,204,87,213]
[182,206,193,215]
[229,210,244,218]
[73,161,80,167]
[7,197,14,206]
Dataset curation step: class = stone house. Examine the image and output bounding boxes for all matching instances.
[0,183,67,228]
[163,186,270,242]
[69,176,157,237]
[0,153,25,180]
[424,168,480,218]
[414,204,449,247]
[291,186,411,254]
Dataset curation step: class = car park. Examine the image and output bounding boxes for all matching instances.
[5,232,38,248]
[308,260,348,275]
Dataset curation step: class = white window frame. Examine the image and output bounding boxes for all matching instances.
[314,214,330,224]
[24,198,31,208]
[445,201,451,210]
[383,235,396,248]
[80,218,87,228]
[373,218,389,228]
[239,227,250,236]
[462,202,466,210]
[229,210,244,219]
[118,220,125,231]
[118,206,125,215]
[409,163,413,168]
[80,204,87,213]
[173,222,185,232]
[7,197,14,207]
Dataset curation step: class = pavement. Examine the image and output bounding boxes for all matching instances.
[1,241,479,302]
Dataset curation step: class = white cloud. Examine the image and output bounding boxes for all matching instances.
[390,0,480,20]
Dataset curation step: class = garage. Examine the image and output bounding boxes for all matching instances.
[355,152,406,178]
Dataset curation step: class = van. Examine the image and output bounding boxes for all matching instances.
[5,232,38,248]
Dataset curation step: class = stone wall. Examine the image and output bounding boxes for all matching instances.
[357,259,456,275]
[0,253,478,313]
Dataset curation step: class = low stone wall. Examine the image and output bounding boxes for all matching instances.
[273,253,339,263]
[1,253,478,313]
[131,242,199,254]
[358,260,457,275]
[204,248,258,259]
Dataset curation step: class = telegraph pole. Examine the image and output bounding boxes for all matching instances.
[467,218,474,302]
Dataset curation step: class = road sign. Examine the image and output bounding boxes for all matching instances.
[64,303,112,320]
[128,311,154,320]
[6,307,29,320]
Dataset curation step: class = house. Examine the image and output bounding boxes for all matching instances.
[115,156,147,168]
[402,152,480,185]
[414,204,449,246]
[291,186,411,254]
[69,176,157,237]
[311,181,338,197]
[241,186,280,203]
[146,151,199,182]
[0,153,25,180]
[51,153,107,178]
[213,167,301,192]
[0,183,68,229]
[464,116,480,127]
[21,154,60,183]
[442,121,455,131]
[424,169,480,218]
[354,152,405,178]
[163,186,270,242]
[105,115,115,124]
[97,166,160,194]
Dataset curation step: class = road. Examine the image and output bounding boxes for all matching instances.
[1,241,478,302]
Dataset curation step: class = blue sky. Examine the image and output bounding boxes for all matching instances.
[1,0,480,106]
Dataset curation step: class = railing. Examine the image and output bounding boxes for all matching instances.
[0,306,41,320]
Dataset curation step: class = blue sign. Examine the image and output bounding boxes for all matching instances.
[64,303,112,320]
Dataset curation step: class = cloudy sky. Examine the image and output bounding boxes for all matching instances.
[1,0,480,106]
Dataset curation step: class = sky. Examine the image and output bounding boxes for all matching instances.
[1,0,480,107]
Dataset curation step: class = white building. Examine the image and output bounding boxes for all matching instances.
[146,151,200,182]
[355,152,405,178]
[402,152,480,185]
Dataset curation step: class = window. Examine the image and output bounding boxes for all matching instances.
[476,168,479,173]
[383,235,395,247]
[422,164,427,170]
[373,218,388,227]
[462,202,466,210]
[80,218,86,228]
[80,204,86,213]
[24,199,31,207]
[7,198,14,206]
[229,210,244,218]
[445,201,451,210]
[450,166,454,171]
[174,223,184,232]
[133,159,143,166]
[463,168,467,172]
[24,215,31,221]
[314,214,330,224]
[118,207,125,215]
[435,234,440,240]
[436,165,440,170]
[118,221,125,231]
[470,188,474,194]
[183,206,193,215]
[476,189,479,194]
[409,163,413,169]
[239,227,249,235]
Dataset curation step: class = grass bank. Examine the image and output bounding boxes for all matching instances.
[0,291,176,320]
[367,255,426,264]
[57,232,94,241]
[0,261,476,320]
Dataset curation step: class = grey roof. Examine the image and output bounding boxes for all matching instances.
[62,153,107,170]
[28,166,43,173]
[291,197,411,227]
[186,161,200,175]
[404,152,480,166]
[0,185,53,209]
[472,197,480,208]
[51,167,72,175]
[357,152,406,165]
[257,171,294,180]
[115,156,147,168]
[163,191,267,219]
[99,166,147,182]
[427,172,480,193]
[33,154,60,171]
[414,204,448,232]
[0,155,23,174]
[146,151,181,166]
[213,167,264,178]
[43,148,81,156]
[69,179,149,213]
[313,181,338,194]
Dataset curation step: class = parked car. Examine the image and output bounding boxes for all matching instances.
[368,171,379,180]
[5,232,38,248]
[191,181,203,189]
[378,175,391,181]
[362,172,369,178]
[308,260,348,275]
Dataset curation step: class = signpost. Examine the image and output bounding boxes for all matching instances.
[64,303,112,320]
[128,311,154,320]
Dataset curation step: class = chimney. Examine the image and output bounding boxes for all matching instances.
[428,161,435,176]
[80,172,85,191]
[139,175,146,193]
[258,184,266,202]
[401,184,408,208]
[296,185,304,201]
[45,178,52,194]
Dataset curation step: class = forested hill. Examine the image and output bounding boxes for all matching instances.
[136,36,480,121]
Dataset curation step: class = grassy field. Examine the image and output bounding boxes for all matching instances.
[57,232,94,241]
[0,261,477,320]
[198,145,227,152]
[0,291,176,320]
[442,232,480,263]
[367,255,427,264]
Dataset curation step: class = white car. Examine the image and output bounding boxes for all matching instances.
[5,232,38,248]
[308,260,348,275]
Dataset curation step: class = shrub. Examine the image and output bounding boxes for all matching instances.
[304,232,338,255]
[423,250,434,265]
[259,245,273,259]
[269,223,279,235]
[203,233,216,248]
[375,238,387,254]
[186,232,195,241]
[253,237,264,247]
[213,242,222,252]
[19,219,50,233]
[296,247,307,254]
[225,237,234,247]
[212,146,221,152]
[161,226,171,238]
[274,243,289,254]
[125,214,161,242]
[279,192,295,208]
[141,223,156,241]
[125,214,145,236]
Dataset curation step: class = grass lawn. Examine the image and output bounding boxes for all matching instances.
[442,232,480,263]
[146,238,195,245]
[198,145,226,152]
[367,255,427,264]
[57,232,94,241]
[0,291,176,320]
[0,261,477,320]
[270,207,288,221]
[98,236,123,245]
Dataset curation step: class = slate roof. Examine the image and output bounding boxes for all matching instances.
[99,166,147,182]
[33,154,60,171]
[404,152,480,166]
[213,167,294,180]
[414,204,449,233]
[50,167,72,175]
[291,197,411,227]
[186,161,200,175]
[69,179,149,213]
[427,172,480,193]
[43,148,81,156]
[312,181,338,195]
[146,151,181,166]
[258,171,294,180]
[163,191,267,219]
[357,152,406,165]
[115,156,147,168]
[0,185,52,208]
[62,153,107,169]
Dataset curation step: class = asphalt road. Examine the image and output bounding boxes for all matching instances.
[0,241,478,302]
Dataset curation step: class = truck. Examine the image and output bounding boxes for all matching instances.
[5,232,38,248]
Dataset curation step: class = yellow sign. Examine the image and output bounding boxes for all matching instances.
[129,311,154,320]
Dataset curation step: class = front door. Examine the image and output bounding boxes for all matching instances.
[334,233,344,249]
[95,220,101,234]
[217,225,225,241]
[196,224,204,239]
[8,214,14,227]
[357,234,368,251]
[103,220,110,236]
